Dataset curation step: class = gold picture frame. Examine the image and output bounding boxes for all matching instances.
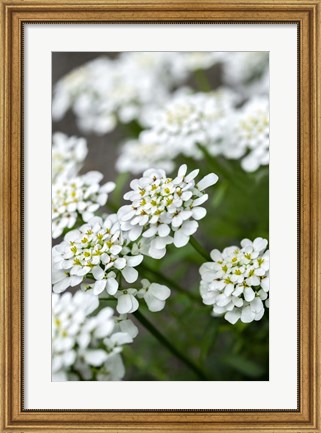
[0,1,320,431]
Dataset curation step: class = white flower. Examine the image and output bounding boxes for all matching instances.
[221,52,269,96]
[199,237,269,324]
[142,90,238,160]
[52,215,143,295]
[94,353,125,381]
[137,279,171,312]
[52,65,90,121]
[220,97,269,172]
[52,132,88,182]
[52,53,183,134]
[52,291,132,381]
[95,330,135,381]
[116,130,177,175]
[116,288,139,314]
[114,279,171,315]
[113,314,139,338]
[118,164,218,259]
[52,171,115,239]
[173,52,222,73]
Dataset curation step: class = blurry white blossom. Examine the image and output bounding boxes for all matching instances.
[116,130,178,175]
[52,64,91,121]
[52,132,88,182]
[118,164,218,259]
[199,237,269,324]
[142,90,238,160]
[113,314,139,338]
[52,291,133,381]
[167,52,222,78]
[222,52,269,96]
[52,53,185,134]
[52,171,115,238]
[52,215,143,294]
[220,97,269,172]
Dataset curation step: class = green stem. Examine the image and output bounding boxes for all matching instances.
[133,310,208,380]
[100,297,116,303]
[140,263,200,302]
[190,236,211,262]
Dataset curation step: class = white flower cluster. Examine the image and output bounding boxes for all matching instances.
[167,52,223,77]
[52,171,115,239]
[52,132,88,182]
[199,238,269,324]
[221,52,269,96]
[53,53,262,137]
[52,215,143,294]
[52,291,134,381]
[117,90,237,174]
[118,165,218,259]
[52,53,184,135]
[143,90,238,157]
[52,64,91,122]
[116,130,177,175]
[220,97,269,172]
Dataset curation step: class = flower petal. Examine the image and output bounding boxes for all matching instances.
[225,309,241,324]
[181,220,198,236]
[126,254,143,267]
[116,295,131,314]
[158,224,170,237]
[144,293,165,312]
[128,225,143,241]
[92,266,104,280]
[173,230,189,248]
[244,287,255,302]
[149,283,171,300]
[197,173,218,190]
[193,194,208,207]
[106,277,118,295]
[83,349,107,366]
[114,258,127,270]
[241,306,255,323]
[185,169,199,182]
[148,245,166,259]
[93,279,107,295]
[53,277,71,293]
[121,266,138,283]
[192,207,207,220]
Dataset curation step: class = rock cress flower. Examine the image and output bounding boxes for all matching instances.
[52,215,143,294]
[199,237,269,324]
[137,279,171,312]
[220,97,269,172]
[116,130,177,175]
[118,164,218,259]
[52,171,115,239]
[52,132,88,182]
[143,90,238,160]
[52,291,133,381]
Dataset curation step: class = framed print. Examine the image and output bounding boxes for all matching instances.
[0,0,320,432]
